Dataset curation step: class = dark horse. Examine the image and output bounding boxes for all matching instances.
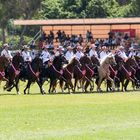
[59,57,81,93]
[4,53,24,94]
[40,54,68,93]
[0,56,9,82]
[116,57,138,91]
[17,56,45,94]
[73,55,94,92]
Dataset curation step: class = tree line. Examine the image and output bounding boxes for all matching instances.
[0,0,140,46]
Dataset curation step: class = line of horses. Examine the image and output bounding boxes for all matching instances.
[0,53,140,95]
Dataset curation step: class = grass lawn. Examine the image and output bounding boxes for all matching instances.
[0,82,140,140]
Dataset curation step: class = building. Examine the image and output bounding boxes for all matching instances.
[14,18,140,39]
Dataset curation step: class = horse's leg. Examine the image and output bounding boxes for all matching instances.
[121,79,125,92]
[74,78,78,93]
[97,77,103,92]
[60,79,64,93]
[48,79,53,93]
[107,76,115,91]
[24,80,31,94]
[69,79,74,93]
[124,79,129,91]
[84,80,90,92]
[36,80,45,95]
[15,77,21,95]
[81,78,85,92]
[52,80,57,93]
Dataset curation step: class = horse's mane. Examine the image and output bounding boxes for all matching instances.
[100,55,114,65]
[100,56,109,65]
[69,56,76,64]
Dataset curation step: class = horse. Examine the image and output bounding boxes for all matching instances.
[118,57,139,91]
[40,54,68,93]
[96,54,117,92]
[73,55,94,92]
[59,57,81,93]
[106,54,123,91]
[17,56,45,94]
[4,53,24,94]
[0,56,9,82]
[134,56,140,88]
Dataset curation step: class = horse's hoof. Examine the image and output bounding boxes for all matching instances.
[24,90,26,95]
[7,89,11,92]
[17,92,21,95]
[90,88,93,91]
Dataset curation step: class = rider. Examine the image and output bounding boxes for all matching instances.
[99,46,108,60]
[89,44,98,58]
[40,46,51,66]
[21,45,32,63]
[75,45,84,60]
[117,46,128,61]
[65,46,74,62]
[1,43,12,61]
[128,47,136,58]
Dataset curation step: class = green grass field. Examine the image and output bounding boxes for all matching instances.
[0,82,140,140]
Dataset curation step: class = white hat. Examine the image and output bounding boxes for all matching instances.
[67,46,72,49]
[77,45,83,50]
[3,43,9,48]
[129,47,133,50]
[58,46,64,51]
[91,44,97,48]
[102,46,107,49]
[119,46,124,49]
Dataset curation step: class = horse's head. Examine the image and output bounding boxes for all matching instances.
[53,55,68,70]
[0,56,10,69]
[80,55,92,66]
[126,57,138,67]
[32,57,43,69]
[91,55,100,66]
[12,54,24,67]
[107,55,117,66]
[70,57,81,67]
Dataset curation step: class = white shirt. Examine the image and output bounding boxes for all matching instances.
[30,49,36,60]
[65,51,74,61]
[117,50,128,60]
[137,52,140,57]
[40,50,50,63]
[21,51,32,62]
[128,51,136,58]
[89,49,98,58]
[75,51,84,60]
[1,49,12,59]
[100,51,108,60]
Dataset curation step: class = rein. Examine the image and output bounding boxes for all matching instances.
[11,63,20,76]
[122,65,131,77]
[29,64,39,78]
[130,66,136,74]
[85,64,94,76]
[109,65,117,75]
[52,65,63,75]
[65,67,73,78]
[0,71,5,77]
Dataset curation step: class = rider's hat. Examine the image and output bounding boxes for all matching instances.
[3,43,9,48]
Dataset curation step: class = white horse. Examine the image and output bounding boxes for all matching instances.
[97,54,117,92]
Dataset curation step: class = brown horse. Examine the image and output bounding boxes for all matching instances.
[60,57,81,93]
[4,53,24,94]
[0,56,9,82]
[73,55,94,92]
[117,57,138,91]
[97,54,117,92]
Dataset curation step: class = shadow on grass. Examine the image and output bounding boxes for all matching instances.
[0,89,139,96]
